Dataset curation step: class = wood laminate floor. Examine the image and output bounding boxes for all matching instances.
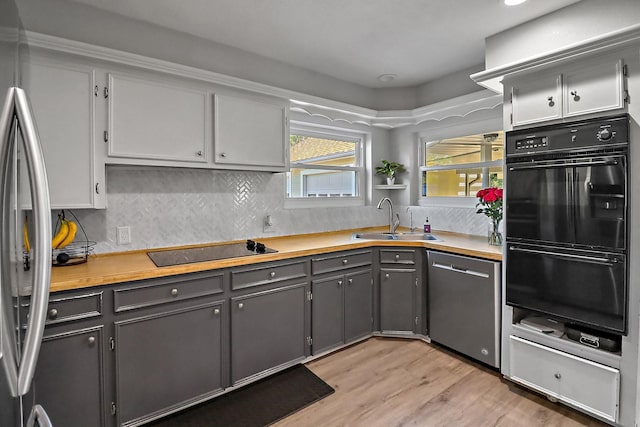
[274,338,607,427]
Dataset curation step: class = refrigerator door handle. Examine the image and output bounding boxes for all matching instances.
[13,88,52,396]
[26,404,53,427]
[0,87,19,397]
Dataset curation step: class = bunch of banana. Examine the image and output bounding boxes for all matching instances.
[52,217,78,249]
[23,216,31,253]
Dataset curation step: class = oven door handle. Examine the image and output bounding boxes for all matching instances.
[508,245,619,265]
[508,159,619,171]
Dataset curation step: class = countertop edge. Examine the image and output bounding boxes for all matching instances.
[50,227,502,292]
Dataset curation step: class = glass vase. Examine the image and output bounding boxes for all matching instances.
[488,219,502,246]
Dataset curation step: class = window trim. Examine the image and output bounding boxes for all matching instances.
[285,122,365,209]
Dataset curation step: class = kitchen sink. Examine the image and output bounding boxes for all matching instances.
[353,232,442,241]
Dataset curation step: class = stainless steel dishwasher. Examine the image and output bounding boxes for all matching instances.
[427,251,501,368]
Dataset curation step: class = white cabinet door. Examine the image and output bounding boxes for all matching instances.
[509,336,619,423]
[23,58,105,209]
[563,59,624,118]
[214,92,288,170]
[107,73,210,163]
[510,74,562,126]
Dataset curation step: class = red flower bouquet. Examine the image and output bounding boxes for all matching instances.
[475,187,503,222]
[476,187,503,245]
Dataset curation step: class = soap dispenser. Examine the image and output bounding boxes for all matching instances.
[423,217,431,233]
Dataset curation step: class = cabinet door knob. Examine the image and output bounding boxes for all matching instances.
[238,302,244,310]
[48,308,58,320]
[571,90,580,101]
[213,308,220,316]
[547,96,555,107]
[342,259,348,265]
[219,152,227,158]
[395,254,400,260]
[87,336,96,345]
[196,150,203,157]
[385,273,390,279]
[348,278,353,285]
[337,280,343,287]
[269,271,276,278]
[170,288,178,296]
[554,372,561,380]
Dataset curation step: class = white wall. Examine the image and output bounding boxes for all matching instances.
[486,0,640,69]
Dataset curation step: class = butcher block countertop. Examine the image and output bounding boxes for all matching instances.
[50,227,502,293]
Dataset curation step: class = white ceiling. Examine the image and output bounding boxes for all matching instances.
[68,0,582,89]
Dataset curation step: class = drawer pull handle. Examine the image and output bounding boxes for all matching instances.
[213,308,220,316]
[269,271,276,278]
[238,303,244,310]
[395,254,400,260]
[87,336,96,345]
[171,288,178,296]
[554,373,561,380]
[48,308,58,320]
[342,259,348,265]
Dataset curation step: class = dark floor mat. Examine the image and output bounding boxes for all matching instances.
[148,365,334,427]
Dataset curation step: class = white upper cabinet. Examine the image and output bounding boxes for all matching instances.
[107,72,210,164]
[510,74,562,126]
[22,55,105,209]
[508,56,626,128]
[214,91,288,171]
[563,59,625,118]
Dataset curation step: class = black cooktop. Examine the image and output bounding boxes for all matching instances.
[147,241,277,267]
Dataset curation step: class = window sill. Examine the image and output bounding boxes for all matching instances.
[284,196,364,209]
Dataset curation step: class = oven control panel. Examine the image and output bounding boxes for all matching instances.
[514,136,548,151]
[506,114,629,158]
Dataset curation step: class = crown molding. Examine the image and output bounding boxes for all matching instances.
[23,31,501,129]
[290,91,502,129]
[472,23,640,93]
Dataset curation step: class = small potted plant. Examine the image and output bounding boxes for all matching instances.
[376,160,406,185]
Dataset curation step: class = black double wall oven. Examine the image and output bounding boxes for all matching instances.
[505,115,629,336]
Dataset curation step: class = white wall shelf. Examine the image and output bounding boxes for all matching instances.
[374,184,407,190]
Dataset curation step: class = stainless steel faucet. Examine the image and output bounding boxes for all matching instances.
[377,197,400,234]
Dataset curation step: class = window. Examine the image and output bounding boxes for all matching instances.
[286,124,364,207]
[419,131,503,204]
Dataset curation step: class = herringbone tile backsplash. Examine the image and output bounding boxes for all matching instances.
[70,167,486,253]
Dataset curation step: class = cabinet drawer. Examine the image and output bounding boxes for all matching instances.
[45,292,103,325]
[114,272,224,312]
[509,336,619,422]
[231,261,307,291]
[311,251,371,275]
[380,249,416,265]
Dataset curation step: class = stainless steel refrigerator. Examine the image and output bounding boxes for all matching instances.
[0,0,53,425]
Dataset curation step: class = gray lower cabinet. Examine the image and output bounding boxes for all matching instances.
[311,269,373,355]
[114,300,225,426]
[379,248,421,334]
[231,282,308,385]
[34,326,106,427]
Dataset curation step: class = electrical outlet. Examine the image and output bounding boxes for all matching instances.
[263,215,275,233]
[116,226,131,245]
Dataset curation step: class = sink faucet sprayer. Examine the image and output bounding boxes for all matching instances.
[376,197,400,234]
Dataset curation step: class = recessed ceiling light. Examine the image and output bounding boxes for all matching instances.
[504,0,527,5]
[377,74,397,83]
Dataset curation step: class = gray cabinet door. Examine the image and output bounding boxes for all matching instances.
[33,326,105,427]
[344,269,373,343]
[311,275,344,354]
[380,268,416,333]
[231,283,307,384]
[115,301,224,426]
